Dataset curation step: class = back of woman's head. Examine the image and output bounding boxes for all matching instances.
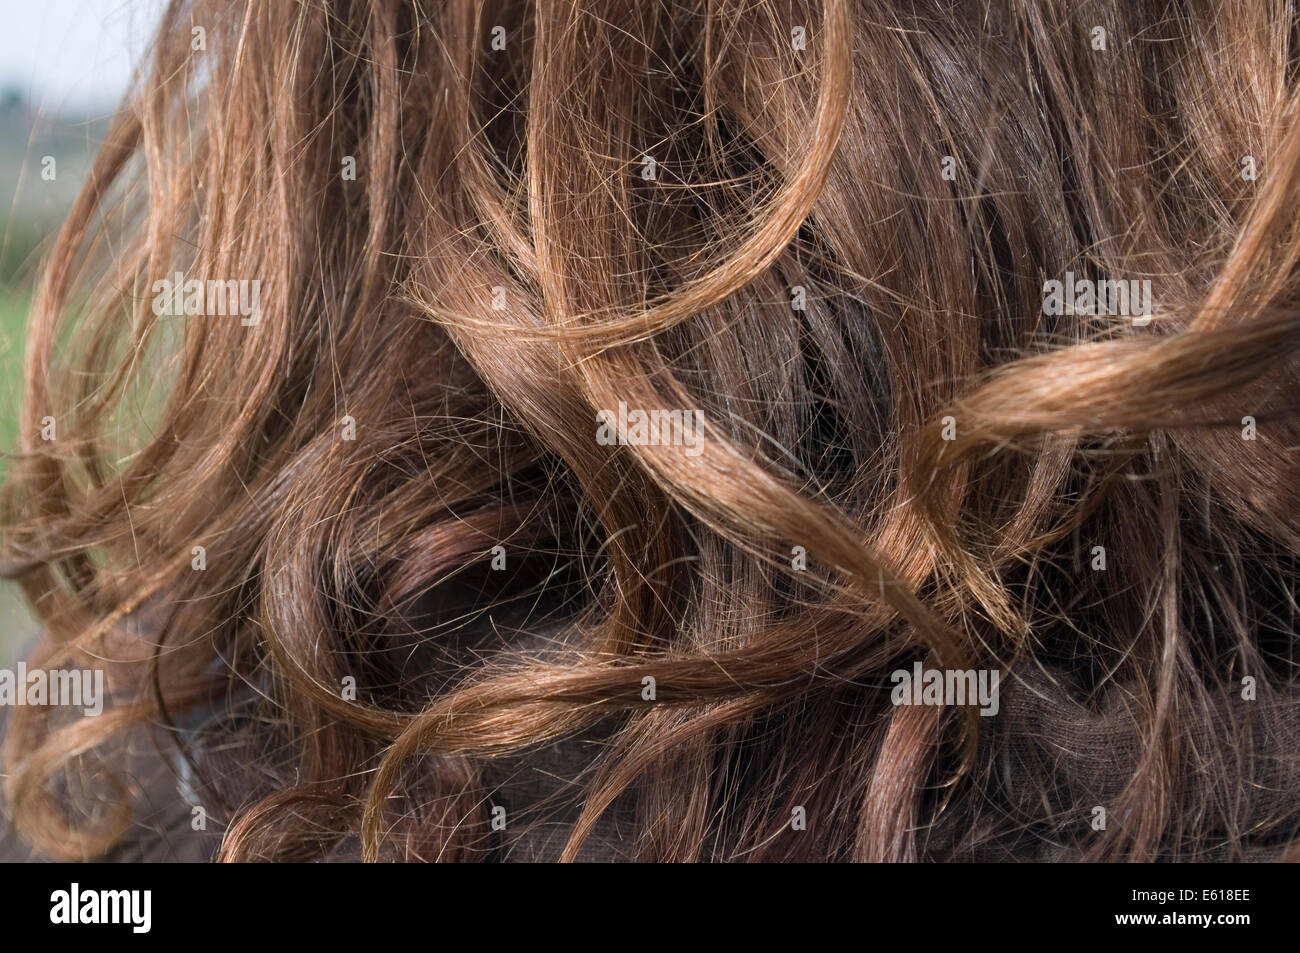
[4,0,1300,861]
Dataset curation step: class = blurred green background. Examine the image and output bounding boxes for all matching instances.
[0,0,163,666]
[0,88,110,664]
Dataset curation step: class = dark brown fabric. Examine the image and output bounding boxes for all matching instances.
[3,635,1297,862]
[922,667,1300,861]
[0,703,629,863]
[0,703,223,863]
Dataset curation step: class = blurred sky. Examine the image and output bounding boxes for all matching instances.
[0,0,166,114]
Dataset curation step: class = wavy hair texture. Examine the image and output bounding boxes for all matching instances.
[4,0,1300,861]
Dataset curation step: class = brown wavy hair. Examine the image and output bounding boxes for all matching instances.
[4,0,1300,861]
